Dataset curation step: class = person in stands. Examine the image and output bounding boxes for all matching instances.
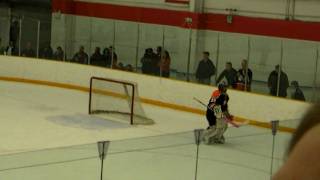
[159,50,171,78]
[291,81,305,101]
[90,47,104,66]
[268,65,289,97]
[216,62,238,88]
[111,58,119,69]
[72,46,88,64]
[5,41,17,56]
[40,44,53,59]
[53,46,64,61]
[118,62,124,70]
[103,46,118,68]
[236,59,253,91]
[21,42,36,58]
[141,48,154,75]
[125,64,134,72]
[195,51,216,85]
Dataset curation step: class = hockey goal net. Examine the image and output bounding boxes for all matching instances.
[89,77,154,125]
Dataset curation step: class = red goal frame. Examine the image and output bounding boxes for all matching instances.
[89,76,135,125]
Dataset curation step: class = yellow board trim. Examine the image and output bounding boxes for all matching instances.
[0,76,296,133]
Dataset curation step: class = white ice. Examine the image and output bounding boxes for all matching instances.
[0,81,293,180]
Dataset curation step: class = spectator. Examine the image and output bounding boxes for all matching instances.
[90,47,104,66]
[195,52,216,85]
[141,48,154,75]
[53,46,64,61]
[216,62,237,88]
[5,41,17,56]
[291,81,305,101]
[21,42,36,58]
[159,50,171,77]
[103,46,118,67]
[40,45,53,59]
[109,46,118,66]
[72,46,88,64]
[268,65,289,97]
[236,59,253,91]
[156,46,162,59]
[118,62,124,70]
[125,64,134,72]
[102,48,110,66]
[150,47,161,76]
[112,58,119,69]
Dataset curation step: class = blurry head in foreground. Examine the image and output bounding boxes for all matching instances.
[273,104,320,179]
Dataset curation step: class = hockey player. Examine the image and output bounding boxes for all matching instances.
[203,83,232,144]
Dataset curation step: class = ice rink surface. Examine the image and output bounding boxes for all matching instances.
[0,81,293,180]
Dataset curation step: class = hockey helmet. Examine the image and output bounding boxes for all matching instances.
[218,83,227,92]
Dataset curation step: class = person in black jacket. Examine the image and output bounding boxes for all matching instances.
[53,46,64,61]
[21,42,36,58]
[291,81,305,101]
[216,62,238,88]
[72,46,89,64]
[151,47,161,76]
[196,52,216,85]
[103,46,118,67]
[268,65,289,97]
[90,47,104,66]
[40,45,53,59]
[141,48,154,75]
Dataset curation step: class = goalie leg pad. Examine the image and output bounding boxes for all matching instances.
[203,117,229,144]
[202,126,217,144]
[214,118,228,143]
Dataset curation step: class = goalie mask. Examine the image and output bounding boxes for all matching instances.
[218,83,227,93]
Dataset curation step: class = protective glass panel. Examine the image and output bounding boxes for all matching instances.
[315,45,320,102]
[193,30,219,85]
[0,17,10,55]
[216,33,249,89]
[137,23,164,76]
[163,25,190,81]
[20,18,39,58]
[272,119,298,176]
[104,132,196,180]
[282,40,317,102]
[249,36,282,96]
[198,123,275,179]
[89,18,116,68]
[69,16,91,64]
[0,143,100,180]
[39,21,53,60]
[112,20,139,72]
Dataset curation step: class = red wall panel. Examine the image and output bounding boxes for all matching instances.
[52,0,320,42]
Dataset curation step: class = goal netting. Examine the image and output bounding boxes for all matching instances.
[89,77,154,125]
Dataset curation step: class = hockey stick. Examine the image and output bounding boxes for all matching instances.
[193,97,241,128]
